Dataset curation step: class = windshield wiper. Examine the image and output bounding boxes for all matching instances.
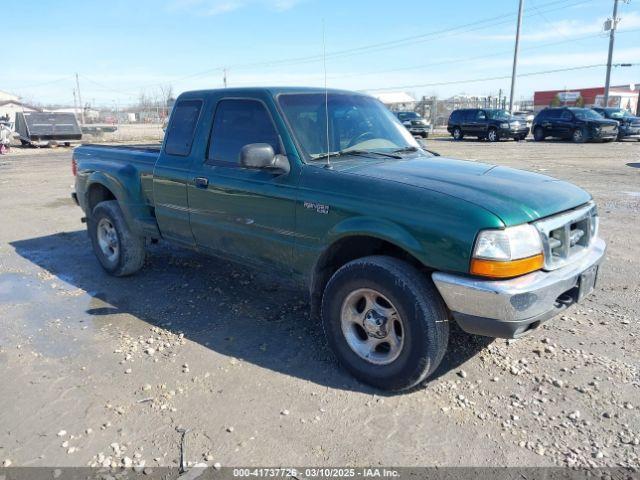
[391,146,420,154]
[312,149,401,160]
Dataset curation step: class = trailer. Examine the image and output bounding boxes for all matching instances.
[15,112,82,147]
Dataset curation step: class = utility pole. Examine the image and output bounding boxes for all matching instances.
[72,89,78,118]
[603,0,620,107]
[75,73,85,125]
[509,0,525,113]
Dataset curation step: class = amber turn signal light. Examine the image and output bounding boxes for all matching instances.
[470,253,544,279]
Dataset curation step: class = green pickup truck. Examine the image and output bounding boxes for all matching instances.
[72,87,605,391]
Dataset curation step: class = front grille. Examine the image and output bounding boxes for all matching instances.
[534,202,598,270]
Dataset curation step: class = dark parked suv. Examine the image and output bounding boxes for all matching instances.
[532,107,618,143]
[591,107,640,141]
[447,109,529,142]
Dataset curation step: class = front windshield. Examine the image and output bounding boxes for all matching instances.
[278,93,419,160]
[605,108,630,119]
[397,112,420,121]
[486,109,512,121]
[571,108,604,120]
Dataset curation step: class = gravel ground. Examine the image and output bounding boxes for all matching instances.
[0,138,638,469]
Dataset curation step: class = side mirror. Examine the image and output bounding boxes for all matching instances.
[239,143,290,174]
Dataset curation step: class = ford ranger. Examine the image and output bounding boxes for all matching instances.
[72,87,606,391]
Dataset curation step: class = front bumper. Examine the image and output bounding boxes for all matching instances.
[498,127,529,138]
[432,237,606,338]
[408,127,429,137]
[592,129,617,140]
[619,126,640,139]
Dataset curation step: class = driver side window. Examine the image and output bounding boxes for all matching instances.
[476,110,486,120]
[560,110,573,121]
[207,99,280,165]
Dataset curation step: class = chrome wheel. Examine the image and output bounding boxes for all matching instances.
[488,129,497,142]
[573,128,584,142]
[96,217,119,263]
[453,128,462,140]
[340,288,404,365]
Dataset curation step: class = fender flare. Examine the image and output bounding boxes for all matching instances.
[325,216,425,259]
[84,171,141,234]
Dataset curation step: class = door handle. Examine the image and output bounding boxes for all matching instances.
[194,177,209,189]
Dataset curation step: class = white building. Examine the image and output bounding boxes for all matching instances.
[0,90,41,123]
[0,90,19,103]
[371,92,417,111]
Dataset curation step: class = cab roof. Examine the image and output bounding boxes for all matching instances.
[178,86,368,99]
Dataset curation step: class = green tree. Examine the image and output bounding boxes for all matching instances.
[575,96,585,107]
[550,95,561,107]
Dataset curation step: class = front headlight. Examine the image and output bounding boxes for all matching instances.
[500,122,510,128]
[471,224,544,278]
[403,121,412,126]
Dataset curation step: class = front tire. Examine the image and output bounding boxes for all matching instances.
[321,256,449,391]
[88,200,146,276]
[572,127,587,143]
[533,126,545,141]
[452,127,463,141]
[487,128,499,142]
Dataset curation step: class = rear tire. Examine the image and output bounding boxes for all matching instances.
[533,126,545,141]
[321,256,449,391]
[452,127,463,141]
[88,200,145,276]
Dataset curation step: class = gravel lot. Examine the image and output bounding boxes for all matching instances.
[0,138,638,469]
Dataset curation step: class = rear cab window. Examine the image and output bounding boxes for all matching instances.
[164,99,203,156]
[207,99,280,165]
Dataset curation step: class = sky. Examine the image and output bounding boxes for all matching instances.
[3,0,640,107]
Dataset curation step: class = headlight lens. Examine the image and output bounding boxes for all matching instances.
[500,122,510,128]
[471,224,544,278]
[474,224,542,260]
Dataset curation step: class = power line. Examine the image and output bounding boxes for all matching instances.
[226,27,640,87]
[225,0,595,69]
[5,76,73,90]
[127,0,597,91]
[364,64,609,92]
[530,0,571,39]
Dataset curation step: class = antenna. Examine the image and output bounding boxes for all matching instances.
[322,19,332,170]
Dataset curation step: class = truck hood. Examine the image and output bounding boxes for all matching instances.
[339,156,591,226]
[584,118,619,127]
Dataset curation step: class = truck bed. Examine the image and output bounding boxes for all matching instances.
[80,143,162,154]
[73,143,162,227]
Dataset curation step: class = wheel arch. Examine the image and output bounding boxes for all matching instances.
[309,220,431,319]
[87,181,117,214]
[83,173,144,236]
